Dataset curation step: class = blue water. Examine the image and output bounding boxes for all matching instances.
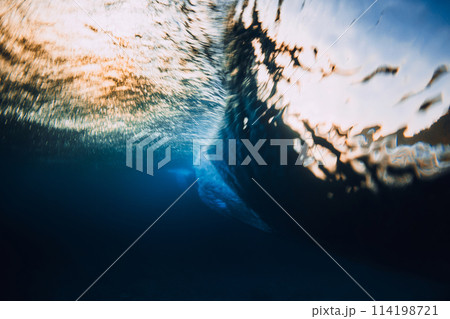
[0,151,448,301]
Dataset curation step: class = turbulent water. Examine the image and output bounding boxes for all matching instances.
[0,0,226,146]
[1,0,450,283]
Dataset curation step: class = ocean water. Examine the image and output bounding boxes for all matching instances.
[0,147,449,301]
[1,0,450,301]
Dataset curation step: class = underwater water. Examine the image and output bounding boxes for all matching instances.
[0,146,449,301]
[1,0,450,301]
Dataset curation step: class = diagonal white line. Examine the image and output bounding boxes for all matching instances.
[252,0,379,126]
[76,178,199,301]
[251,178,376,301]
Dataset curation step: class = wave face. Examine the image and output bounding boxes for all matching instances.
[1,1,450,256]
[0,0,226,149]
[222,0,450,193]
[199,0,450,266]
